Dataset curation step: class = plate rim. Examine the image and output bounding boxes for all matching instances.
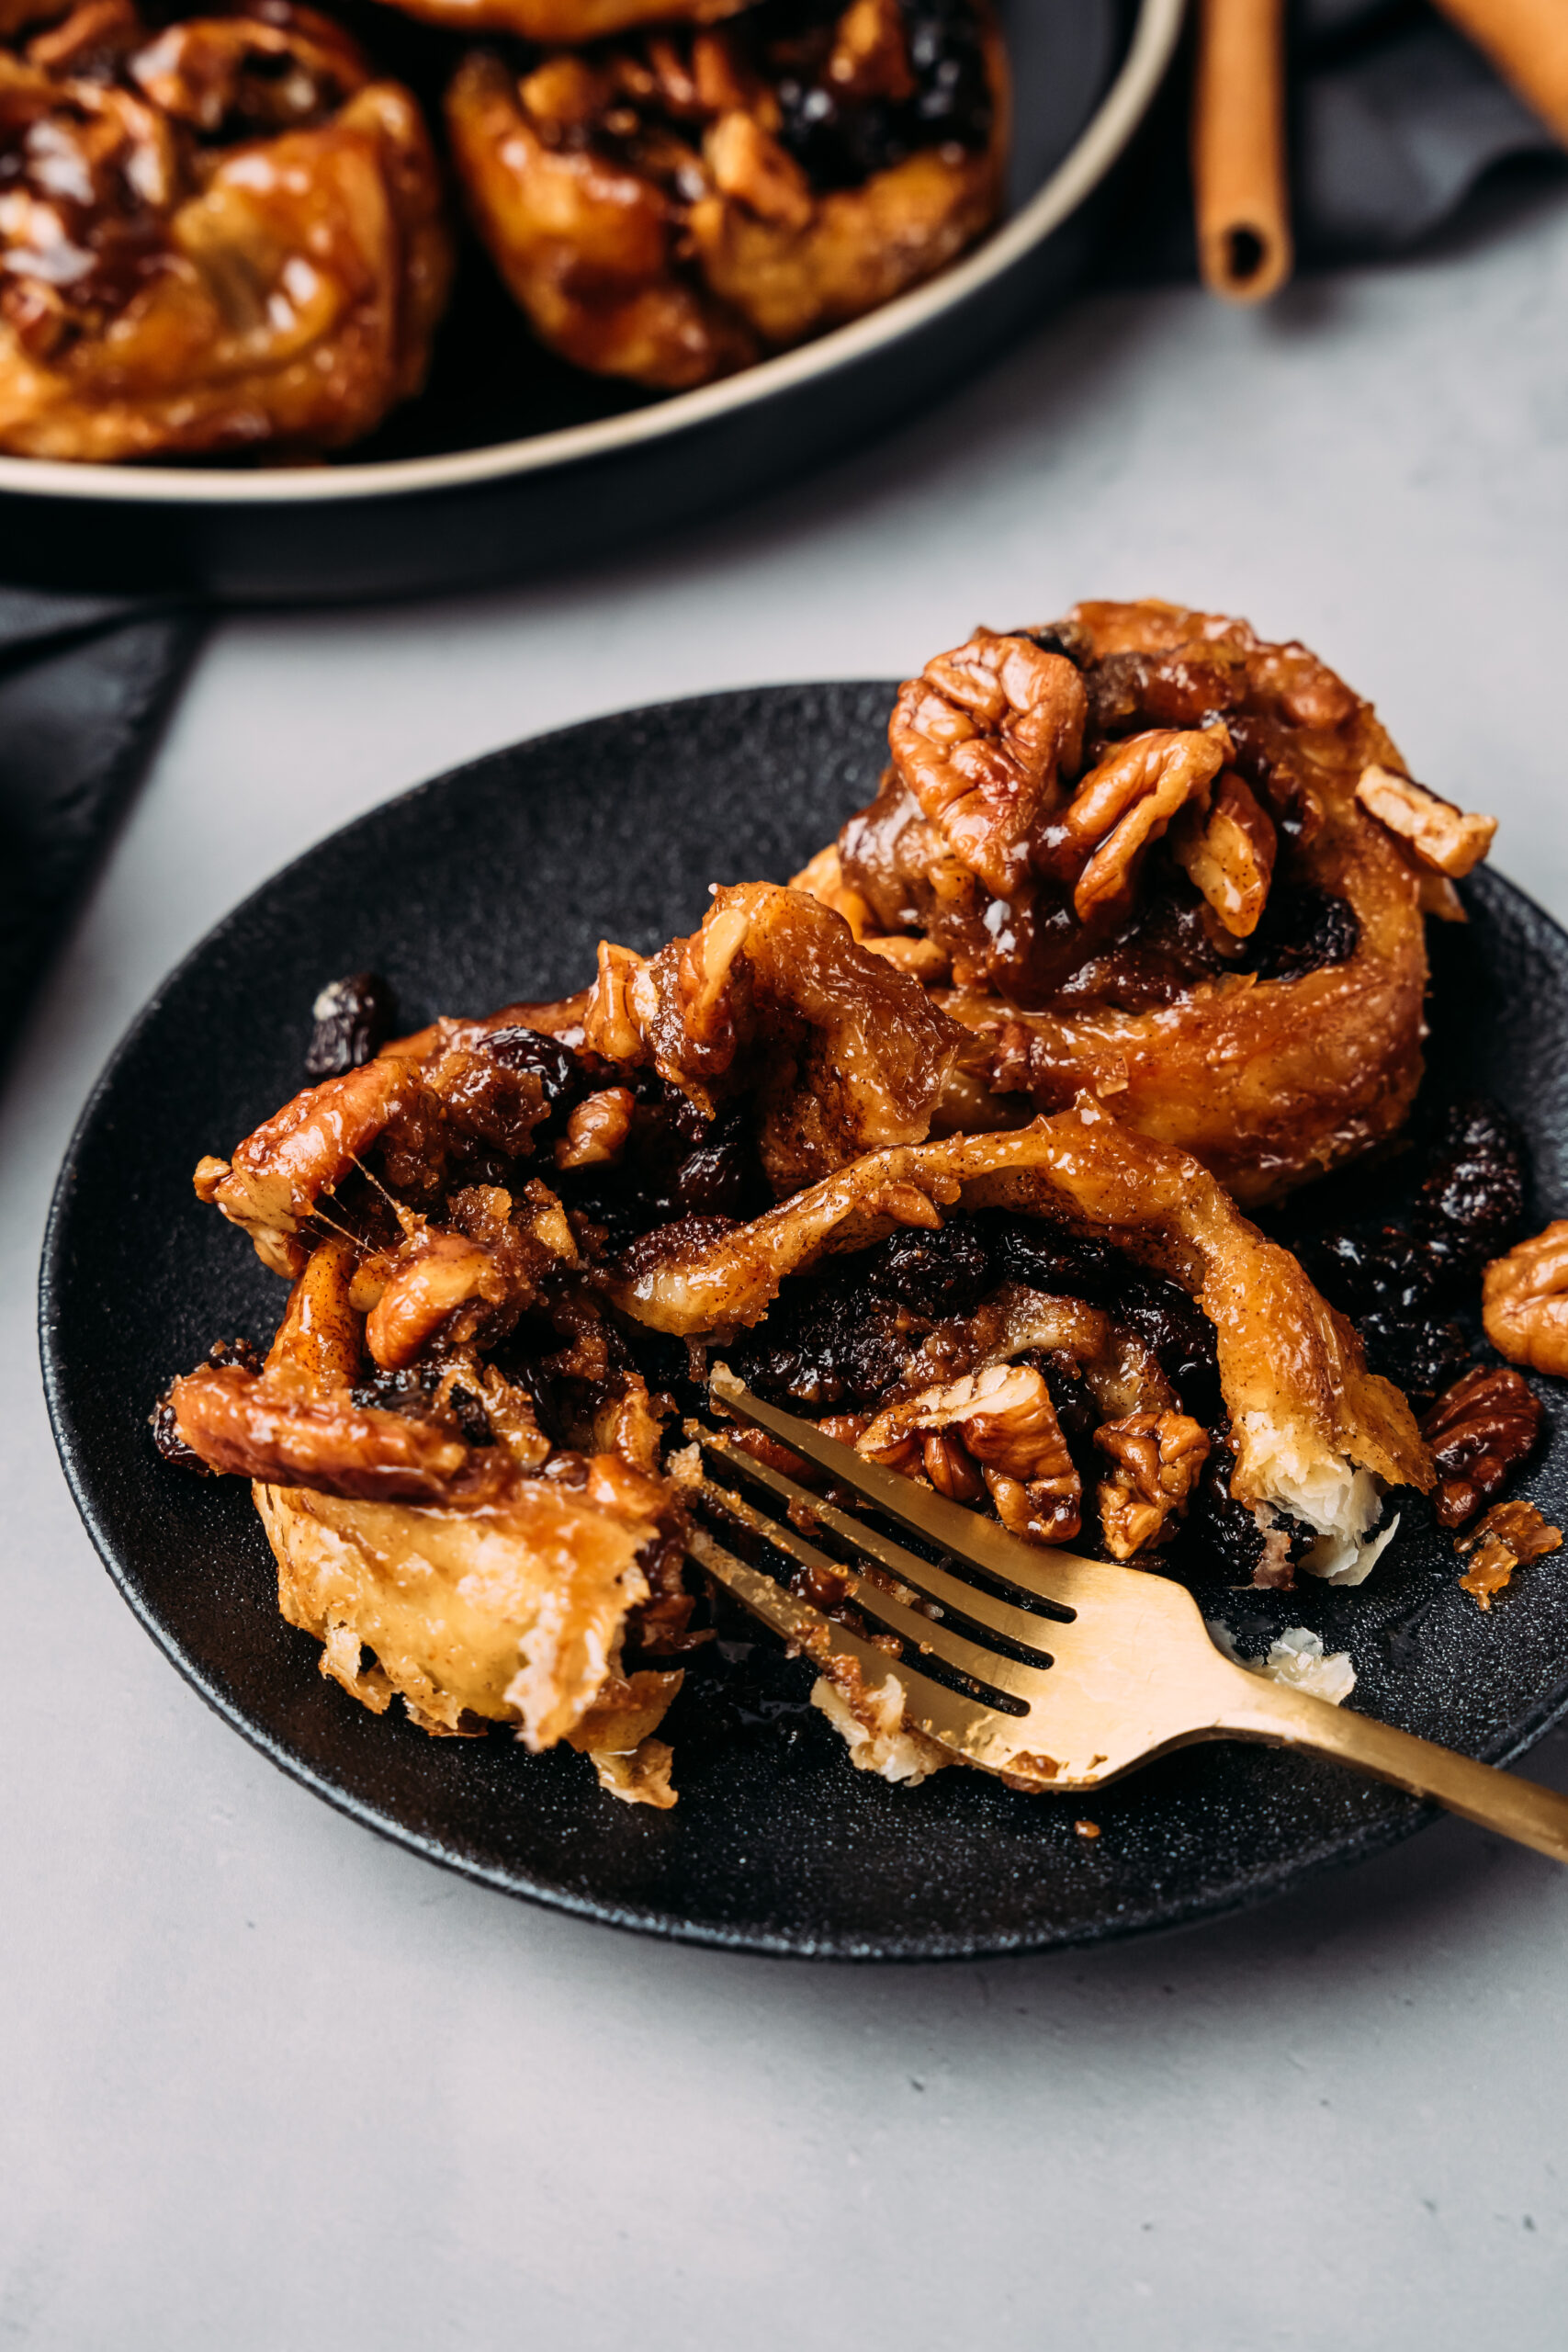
[0,0,1183,511]
[39,680,1568,1960]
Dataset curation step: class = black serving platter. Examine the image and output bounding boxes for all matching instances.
[39,682,1568,1958]
[0,0,1181,603]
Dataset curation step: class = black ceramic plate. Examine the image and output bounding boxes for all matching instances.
[0,0,1182,601]
[40,684,1568,1959]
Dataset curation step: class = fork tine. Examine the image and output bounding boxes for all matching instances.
[685,1525,1022,1765]
[689,1419,1070,1649]
[708,1363,1090,1610]
[692,1469,1055,1704]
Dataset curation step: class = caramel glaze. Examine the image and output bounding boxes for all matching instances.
[0,0,451,459]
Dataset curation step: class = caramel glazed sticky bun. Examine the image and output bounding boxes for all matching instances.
[798,598,1501,1205]
[167,815,1536,1807]
[0,0,451,459]
[444,0,1008,389]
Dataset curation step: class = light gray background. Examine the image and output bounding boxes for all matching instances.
[7,188,1568,2349]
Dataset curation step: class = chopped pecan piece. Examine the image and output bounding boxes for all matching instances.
[1168,770,1276,938]
[1094,1410,1210,1559]
[556,1085,635,1170]
[1419,1363,1541,1530]
[1356,764,1495,879]
[1455,1499,1562,1610]
[857,1363,1082,1544]
[1483,1222,1568,1377]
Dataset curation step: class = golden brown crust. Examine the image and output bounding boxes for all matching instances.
[0,3,451,460]
[445,0,1007,389]
[818,601,1455,1205]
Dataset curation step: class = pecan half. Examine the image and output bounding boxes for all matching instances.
[1356,764,1495,879]
[888,630,1088,899]
[1455,1498,1562,1610]
[858,1363,1082,1544]
[1094,1410,1210,1558]
[1483,1222,1568,1377]
[1044,724,1231,922]
[1419,1363,1541,1530]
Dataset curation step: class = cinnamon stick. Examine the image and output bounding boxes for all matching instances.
[1430,0,1568,144]
[1191,0,1292,304]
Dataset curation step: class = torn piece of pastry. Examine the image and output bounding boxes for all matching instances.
[0,0,451,460]
[160,889,962,1803]
[799,601,1498,1205]
[445,0,1007,389]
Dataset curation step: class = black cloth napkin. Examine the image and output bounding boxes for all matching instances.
[2,0,1562,1071]
[0,591,201,1067]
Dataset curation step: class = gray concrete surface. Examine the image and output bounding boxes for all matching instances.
[6,188,1568,2349]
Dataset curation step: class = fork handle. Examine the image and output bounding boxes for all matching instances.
[1214,1671,1568,1864]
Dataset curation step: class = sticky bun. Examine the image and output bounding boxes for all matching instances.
[160,873,1438,1804]
[445,0,1007,388]
[0,0,451,459]
[799,600,1498,1205]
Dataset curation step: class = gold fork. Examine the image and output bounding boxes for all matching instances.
[685,1364,1568,1864]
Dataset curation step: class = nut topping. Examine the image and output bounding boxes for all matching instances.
[1046,725,1232,922]
[1094,1410,1210,1558]
[1455,1499,1562,1610]
[1168,769,1277,938]
[1419,1363,1542,1529]
[1356,764,1496,879]
[858,1363,1082,1544]
[1483,1221,1568,1377]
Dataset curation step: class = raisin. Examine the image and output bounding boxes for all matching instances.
[1413,1097,1526,1274]
[860,1218,991,1319]
[724,1283,910,1410]
[1118,1278,1223,1423]
[1308,1226,1444,1319]
[475,1025,580,1104]
[1242,887,1359,980]
[150,1396,209,1474]
[979,1212,1117,1301]
[304,973,397,1079]
[1357,1311,1471,1400]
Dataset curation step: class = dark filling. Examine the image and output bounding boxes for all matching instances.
[1275,1095,1529,1403]
[765,0,995,187]
[529,0,993,199]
